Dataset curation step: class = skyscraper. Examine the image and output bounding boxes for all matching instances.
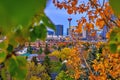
[55,25,63,36]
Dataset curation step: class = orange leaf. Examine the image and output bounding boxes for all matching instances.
[76,23,83,33]
[71,0,77,6]
[67,9,73,14]
[96,19,105,29]
[89,23,94,29]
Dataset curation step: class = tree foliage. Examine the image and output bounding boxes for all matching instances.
[53,0,117,31]
[26,62,51,80]
[52,0,120,79]
[50,48,81,79]
[0,0,55,80]
[55,71,73,80]
[1,0,120,79]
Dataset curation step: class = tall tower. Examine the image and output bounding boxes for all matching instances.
[67,17,72,35]
[68,17,72,28]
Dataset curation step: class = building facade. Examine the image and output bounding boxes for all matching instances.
[55,25,63,36]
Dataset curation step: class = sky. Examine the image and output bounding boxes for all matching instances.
[45,0,84,35]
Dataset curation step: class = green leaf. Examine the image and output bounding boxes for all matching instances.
[9,35,18,47]
[109,41,117,53]
[30,24,47,41]
[109,0,120,16]
[0,0,47,28]
[8,58,18,76]
[0,52,6,63]
[116,32,120,43]
[110,30,117,41]
[15,56,27,79]
[38,24,47,40]
[0,0,55,44]
[42,14,56,30]
[7,44,13,52]
[1,68,7,80]
[30,30,37,42]
[7,56,27,80]
[0,42,6,49]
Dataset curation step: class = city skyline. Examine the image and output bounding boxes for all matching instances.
[45,0,105,35]
[45,0,84,35]
[47,25,63,36]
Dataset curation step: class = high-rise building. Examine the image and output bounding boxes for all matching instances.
[47,25,63,36]
[55,25,63,36]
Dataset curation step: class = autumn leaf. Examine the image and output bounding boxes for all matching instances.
[67,9,73,14]
[89,23,94,29]
[71,0,77,7]
[96,19,105,29]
